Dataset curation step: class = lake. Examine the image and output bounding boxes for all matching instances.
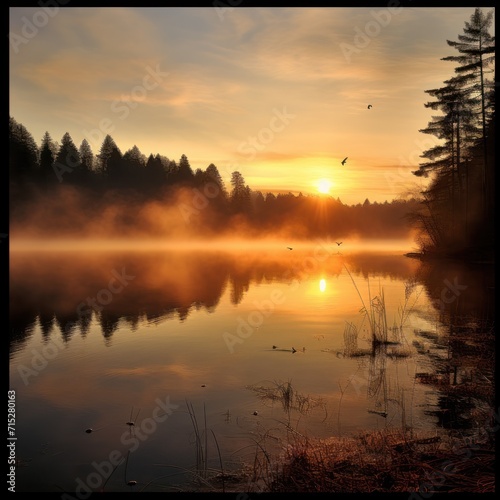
[8,239,494,493]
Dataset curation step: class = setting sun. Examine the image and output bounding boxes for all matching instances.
[317,179,332,194]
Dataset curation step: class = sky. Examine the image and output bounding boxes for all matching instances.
[8,5,495,205]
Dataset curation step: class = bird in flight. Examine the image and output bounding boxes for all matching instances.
[341,157,348,166]
[336,241,343,246]
[367,104,372,109]
[287,247,293,250]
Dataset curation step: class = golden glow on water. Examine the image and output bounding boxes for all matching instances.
[10,246,465,492]
[9,237,416,254]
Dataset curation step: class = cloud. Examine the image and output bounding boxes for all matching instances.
[9,6,483,205]
[11,8,164,100]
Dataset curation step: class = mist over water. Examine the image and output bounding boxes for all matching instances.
[10,182,419,244]
[9,236,416,253]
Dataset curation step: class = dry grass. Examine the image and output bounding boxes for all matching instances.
[266,428,495,493]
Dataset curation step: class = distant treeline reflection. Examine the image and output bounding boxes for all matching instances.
[10,250,419,352]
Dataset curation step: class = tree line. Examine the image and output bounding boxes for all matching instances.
[410,8,495,260]
[9,117,418,240]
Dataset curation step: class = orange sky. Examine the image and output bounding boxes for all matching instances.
[9,6,495,205]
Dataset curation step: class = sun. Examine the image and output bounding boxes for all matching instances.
[317,178,331,194]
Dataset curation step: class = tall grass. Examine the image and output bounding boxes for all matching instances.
[184,399,224,486]
[343,264,421,347]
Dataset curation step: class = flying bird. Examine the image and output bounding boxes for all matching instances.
[341,157,348,166]
[287,247,293,250]
[336,241,343,246]
[367,104,372,109]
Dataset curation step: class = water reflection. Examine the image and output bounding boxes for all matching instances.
[8,246,495,492]
[10,248,421,354]
[412,257,495,431]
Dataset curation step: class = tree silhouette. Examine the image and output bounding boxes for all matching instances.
[78,139,95,186]
[442,7,495,211]
[122,145,146,190]
[9,117,422,243]
[9,116,39,183]
[39,131,56,185]
[230,170,251,215]
[411,8,495,259]
[54,132,81,184]
[174,154,195,186]
[144,153,166,195]
[97,135,120,177]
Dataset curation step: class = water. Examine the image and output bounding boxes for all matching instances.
[8,240,494,492]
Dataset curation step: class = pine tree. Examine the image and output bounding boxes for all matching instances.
[54,132,81,183]
[9,117,39,182]
[441,7,495,211]
[39,131,56,184]
[97,135,121,181]
[230,171,251,214]
[79,139,94,173]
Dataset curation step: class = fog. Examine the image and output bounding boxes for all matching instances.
[10,184,418,252]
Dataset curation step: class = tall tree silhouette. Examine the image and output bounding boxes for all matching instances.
[122,145,146,190]
[441,7,495,213]
[39,131,56,185]
[97,135,121,185]
[54,132,81,184]
[230,170,251,215]
[144,153,166,195]
[9,116,39,183]
[204,163,228,211]
[415,79,480,241]
[78,139,95,186]
[106,148,125,188]
[174,154,195,186]
[411,8,495,258]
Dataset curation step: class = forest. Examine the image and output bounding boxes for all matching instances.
[9,118,419,241]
